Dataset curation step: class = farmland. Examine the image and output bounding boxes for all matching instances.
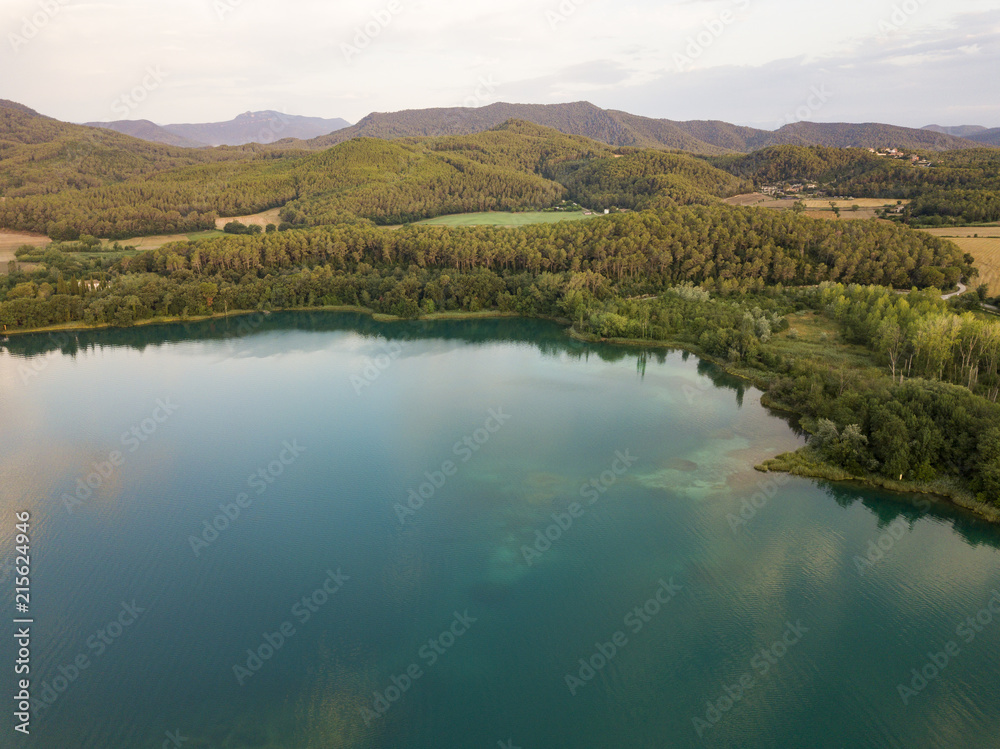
[0,229,49,274]
[921,226,1000,295]
[215,207,283,230]
[412,211,598,227]
[725,195,907,221]
[108,230,226,252]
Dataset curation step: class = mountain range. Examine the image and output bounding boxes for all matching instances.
[85,110,351,147]
[275,101,993,154]
[8,99,999,156]
[922,124,1000,146]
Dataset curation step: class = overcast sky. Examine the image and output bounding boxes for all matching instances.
[3,0,999,129]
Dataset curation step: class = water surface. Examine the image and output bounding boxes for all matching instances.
[1,313,999,748]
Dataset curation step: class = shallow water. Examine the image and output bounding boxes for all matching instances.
[1,313,999,748]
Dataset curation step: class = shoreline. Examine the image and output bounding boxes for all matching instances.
[3,304,997,526]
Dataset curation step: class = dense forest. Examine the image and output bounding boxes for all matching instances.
[552,150,752,211]
[0,122,616,238]
[129,206,969,289]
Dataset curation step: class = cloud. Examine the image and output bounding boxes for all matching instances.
[592,7,1000,128]
[0,0,997,127]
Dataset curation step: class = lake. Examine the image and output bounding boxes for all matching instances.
[2,312,999,748]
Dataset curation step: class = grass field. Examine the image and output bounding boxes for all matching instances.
[919,230,1000,295]
[413,211,599,227]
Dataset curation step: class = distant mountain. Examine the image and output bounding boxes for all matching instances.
[293,102,733,155]
[968,127,1000,147]
[768,121,978,151]
[84,119,208,148]
[922,124,988,137]
[85,111,351,147]
[279,101,987,154]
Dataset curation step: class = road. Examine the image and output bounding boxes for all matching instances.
[942,282,968,300]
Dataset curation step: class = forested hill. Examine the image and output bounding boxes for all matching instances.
[0,100,273,198]
[1,99,995,237]
[712,145,1000,225]
[967,127,1000,147]
[275,101,988,154]
[292,101,732,155]
[0,118,753,238]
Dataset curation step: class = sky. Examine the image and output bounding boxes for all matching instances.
[2,0,999,129]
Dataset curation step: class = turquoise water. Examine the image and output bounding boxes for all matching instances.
[1,312,999,748]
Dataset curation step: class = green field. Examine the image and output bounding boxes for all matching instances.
[412,211,600,227]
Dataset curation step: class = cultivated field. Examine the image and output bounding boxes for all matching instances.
[919,230,1000,295]
[215,207,282,230]
[724,196,907,221]
[922,226,1000,239]
[110,230,225,252]
[414,211,598,227]
[723,193,769,206]
[0,229,49,274]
